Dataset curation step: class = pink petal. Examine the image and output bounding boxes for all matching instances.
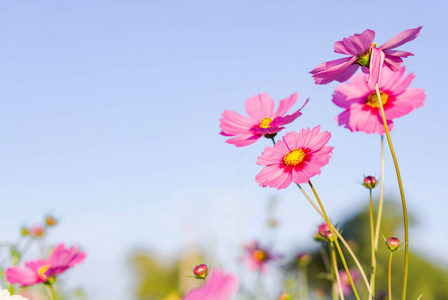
[334,29,375,56]
[245,93,275,121]
[183,270,238,300]
[378,67,408,93]
[385,88,425,119]
[311,56,359,85]
[219,110,256,136]
[368,47,385,85]
[379,26,423,50]
[225,133,261,147]
[274,92,298,117]
[6,267,41,286]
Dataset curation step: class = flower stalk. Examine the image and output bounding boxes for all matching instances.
[308,180,360,300]
[375,84,409,300]
[369,189,376,299]
[330,242,345,300]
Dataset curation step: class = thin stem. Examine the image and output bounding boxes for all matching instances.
[369,189,376,299]
[297,184,372,297]
[46,284,56,300]
[299,264,309,300]
[331,242,345,300]
[375,84,409,300]
[308,180,360,300]
[270,137,276,145]
[320,243,332,273]
[389,252,394,300]
[374,135,385,250]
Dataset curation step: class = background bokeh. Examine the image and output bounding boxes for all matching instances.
[1,1,447,299]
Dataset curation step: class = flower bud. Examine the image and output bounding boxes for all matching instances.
[297,252,311,266]
[386,237,401,252]
[315,223,334,242]
[277,292,291,300]
[20,226,30,236]
[45,215,57,227]
[193,264,208,279]
[267,218,278,228]
[363,176,378,189]
[32,225,45,238]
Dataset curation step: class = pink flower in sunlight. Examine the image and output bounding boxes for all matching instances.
[255,126,333,189]
[310,26,422,85]
[337,269,360,296]
[242,241,280,272]
[182,270,238,300]
[6,243,86,287]
[220,92,308,147]
[332,66,425,135]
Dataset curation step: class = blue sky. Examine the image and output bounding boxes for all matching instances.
[1,1,447,298]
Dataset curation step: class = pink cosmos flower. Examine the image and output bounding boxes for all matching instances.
[255,126,333,189]
[332,66,425,135]
[182,270,238,300]
[6,243,86,287]
[310,26,422,85]
[220,92,308,147]
[242,241,280,272]
[337,269,360,296]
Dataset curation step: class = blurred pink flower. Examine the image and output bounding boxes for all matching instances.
[6,243,86,287]
[255,126,333,189]
[220,92,308,147]
[242,241,280,272]
[337,269,360,296]
[332,66,425,135]
[182,270,238,300]
[310,27,422,85]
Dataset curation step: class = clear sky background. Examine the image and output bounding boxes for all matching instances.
[1,1,447,299]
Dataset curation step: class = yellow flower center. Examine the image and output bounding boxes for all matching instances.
[37,265,49,280]
[367,91,388,108]
[253,249,267,262]
[283,148,305,166]
[259,117,273,128]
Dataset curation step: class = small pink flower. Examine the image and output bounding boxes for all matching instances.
[242,241,280,272]
[337,269,360,296]
[310,27,422,85]
[220,92,308,147]
[332,66,425,135]
[6,243,86,287]
[182,270,238,300]
[255,126,333,189]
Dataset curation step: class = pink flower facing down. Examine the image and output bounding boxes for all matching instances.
[6,243,86,287]
[337,269,360,296]
[242,241,280,272]
[310,26,422,85]
[332,66,425,135]
[182,270,238,300]
[255,126,333,189]
[220,92,308,147]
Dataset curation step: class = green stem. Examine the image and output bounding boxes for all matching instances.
[299,264,309,300]
[375,84,409,300]
[389,252,394,300]
[331,242,345,300]
[297,184,372,297]
[373,135,385,250]
[308,180,360,300]
[369,189,376,299]
[46,284,56,300]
